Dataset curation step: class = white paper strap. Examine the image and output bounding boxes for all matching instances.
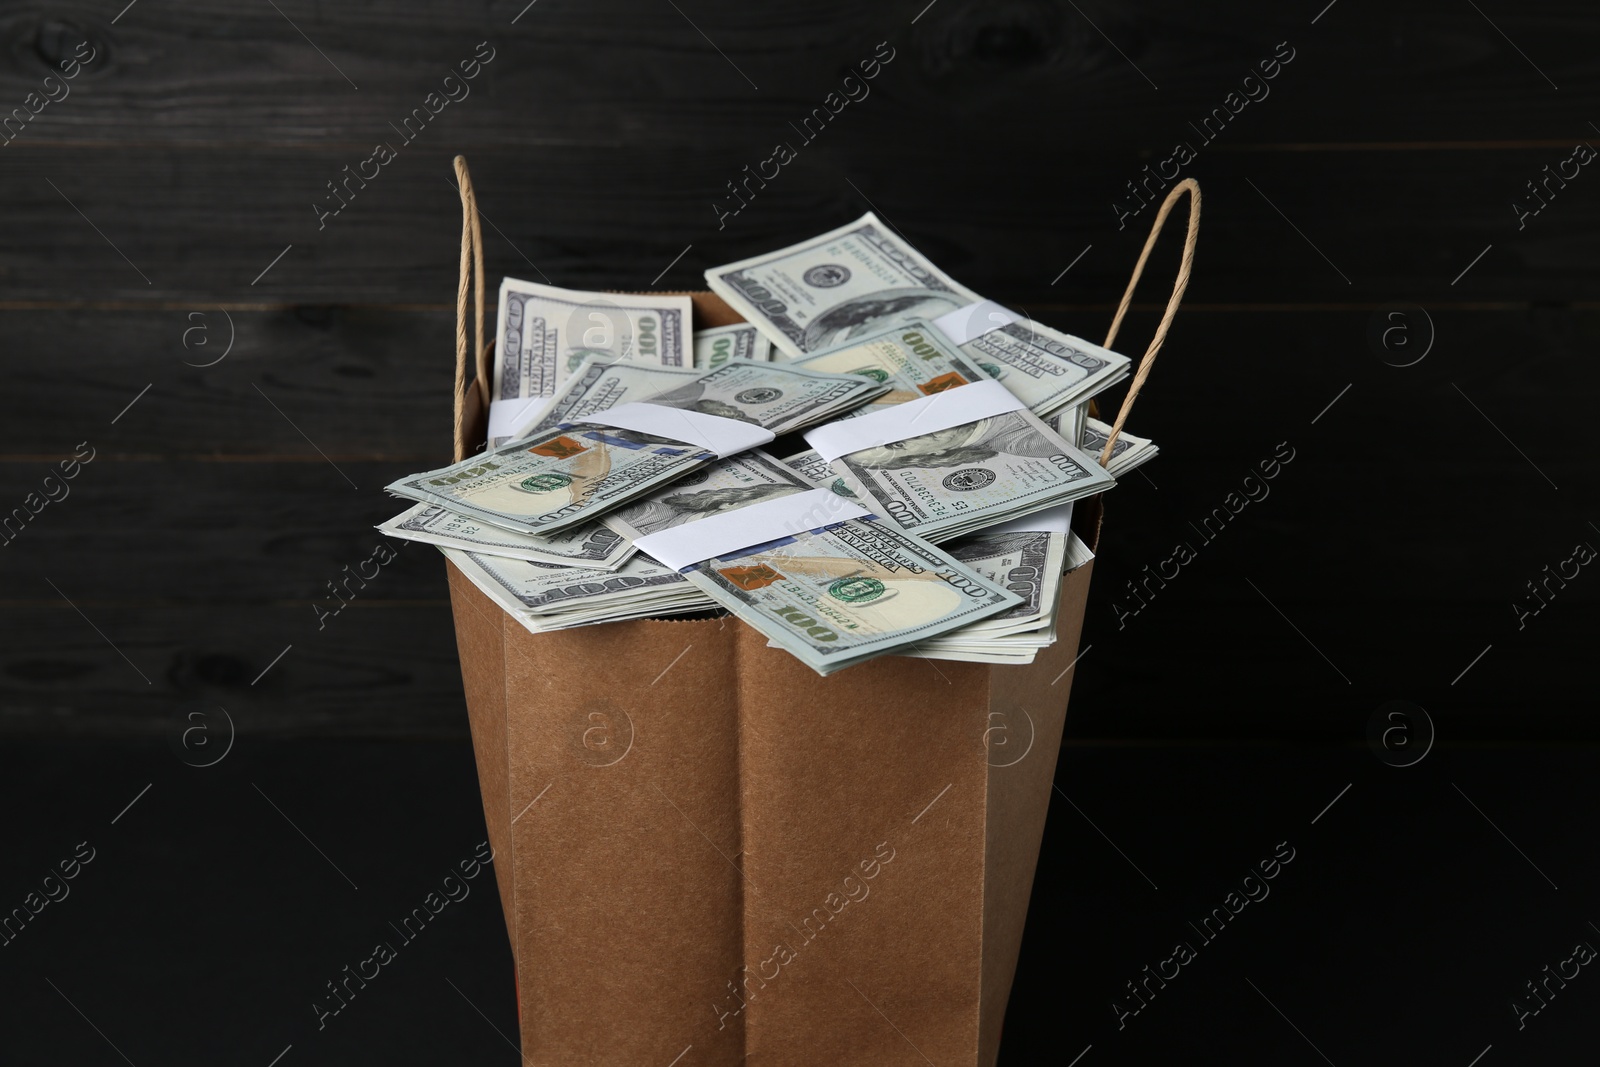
[566,402,773,459]
[931,300,1021,346]
[804,379,1025,463]
[488,397,546,444]
[634,488,869,571]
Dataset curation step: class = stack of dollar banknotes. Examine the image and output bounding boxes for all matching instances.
[380,214,1159,674]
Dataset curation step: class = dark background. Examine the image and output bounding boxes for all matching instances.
[2,1,1596,1063]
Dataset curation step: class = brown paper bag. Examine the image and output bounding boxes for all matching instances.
[443,157,1198,1065]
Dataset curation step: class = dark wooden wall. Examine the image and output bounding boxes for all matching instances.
[2,0,1596,740]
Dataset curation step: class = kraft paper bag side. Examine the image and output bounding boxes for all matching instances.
[977,558,1095,1065]
[447,564,516,941]
[732,638,994,1066]
[500,613,749,1065]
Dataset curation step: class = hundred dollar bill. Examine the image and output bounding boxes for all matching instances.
[391,359,884,537]
[605,450,811,542]
[787,319,992,417]
[1078,416,1159,477]
[781,449,858,499]
[441,547,712,633]
[386,424,721,537]
[937,316,1129,417]
[693,322,772,369]
[494,277,691,400]
[378,502,635,570]
[825,408,1115,542]
[516,356,887,440]
[1047,402,1088,450]
[705,212,982,359]
[933,528,1066,640]
[905,529,1092,663]
[677,515,1022,675]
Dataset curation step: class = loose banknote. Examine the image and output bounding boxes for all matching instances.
[378,502,635,570]
[388,359,884,537]
[933,313,1129,417]
[787,319,991,417]
[693,322,772,369]
[494,277,692,400]
[824,408,1115,541]
[705,212,982,359]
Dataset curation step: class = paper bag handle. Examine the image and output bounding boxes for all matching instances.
[450,157,1197,467]
[453,155,488,463]
[1095,178,1200,467]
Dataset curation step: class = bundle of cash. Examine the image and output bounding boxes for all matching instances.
[378,502,636,570]
[1048,403,1089,451]
[782,452,1089,666]
[694,322,772,368]
[805,382,1115,542]
[787,319,992,416]
[443,547,713,634]
[902,518,1095,664]
[603,449,813,541]
[679,511,1023,675]
[621,490,1023,677]
[386,358,884,538]
[926,301,1129,417]
[494,278,692,401]
[513,357,879,440]
[705,212,982,358]
[1079,417,1159,477]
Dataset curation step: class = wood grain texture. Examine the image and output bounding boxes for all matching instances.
[0,0,1593,146]
[0,308,456,456]
[2,144,1597,303]
[0,0,1594,740]
[0,602,461,735]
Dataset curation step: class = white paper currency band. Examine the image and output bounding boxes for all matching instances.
[488,398,545,444]
[567,402,774,459]
[634,488,870,571]
[931,300,1021,346]
[804,379,1026,462]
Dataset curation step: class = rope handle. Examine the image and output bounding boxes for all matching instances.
[1095,178,1200,467]
[453,155,487,462]
[451,156,1195,467]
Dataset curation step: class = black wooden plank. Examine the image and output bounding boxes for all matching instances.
[1,307,456,457]
[1,144,1598,304]
[0,0,1593,147]
[0,460,452,601]
[0,603,464,736]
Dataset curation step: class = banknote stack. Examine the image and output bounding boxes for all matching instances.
[1080,416,1159,477]
[381,213,1163,673]
[442,545,715,634]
